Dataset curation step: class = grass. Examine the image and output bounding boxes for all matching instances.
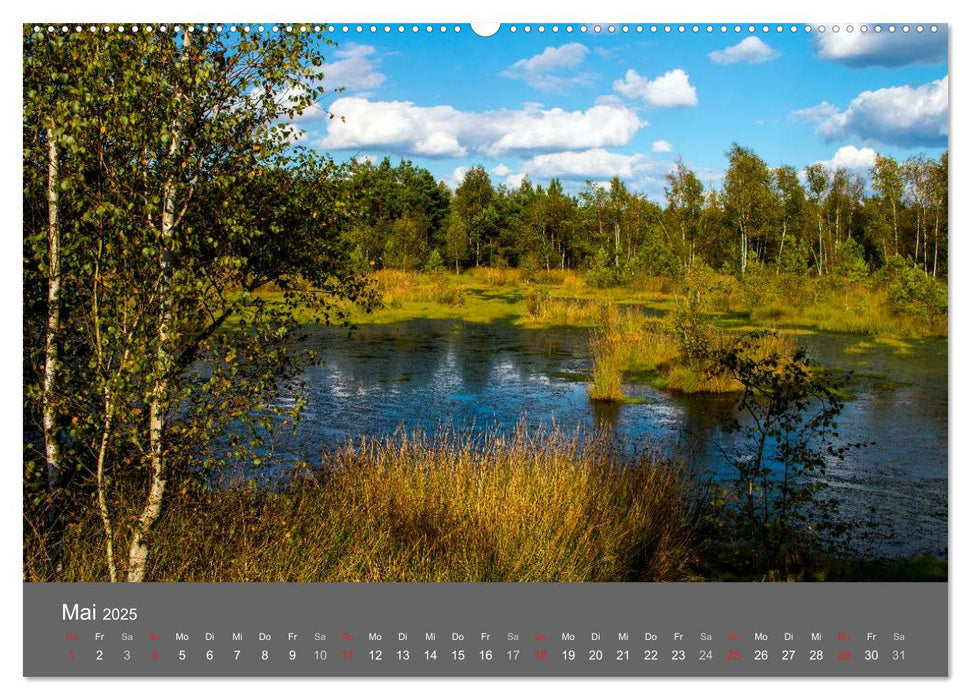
[524,289,601,327]
[24,427,704,583]
[589,325,626,401]
[257,268,677,329]
[251,267,945,344]
[25,424,940,583]
[346,269,525,325]
[585,303,797,398]
[706,272,947,339]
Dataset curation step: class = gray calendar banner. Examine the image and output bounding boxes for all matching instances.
[24,582,947,677]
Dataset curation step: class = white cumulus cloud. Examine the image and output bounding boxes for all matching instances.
[788,101,839,126]
[501,43,594,92]
[491,163,512,177]
[318,98,645,157]
[447,166,469,189]
[319,98,470,157]
[521,149,653,180]
[488,105,644,154]
[322,43,386,92]
[504,173,527,189]
[612,68,698,108]
[708,37,780,65]
[789,76,948,148]
[650,140,673,153]
[813,27,947,67]
[817,145,879,172]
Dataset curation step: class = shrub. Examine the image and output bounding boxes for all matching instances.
[830,238,870,284]
[632,237,680,277]
[519,252,542,283]
[711,332,857,579]
[585,248,628,288]
[430,280,465,306]
[881,256,947,320]
[423,248,445,273]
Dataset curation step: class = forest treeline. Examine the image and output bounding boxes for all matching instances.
[336,148,949,284]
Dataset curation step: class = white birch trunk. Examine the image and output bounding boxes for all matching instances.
[96,395,118,582]
[614,221,620,268]
[127,35,189,582]
[891,198,898,256]
[817,213,824,276]
[43,125,63,491]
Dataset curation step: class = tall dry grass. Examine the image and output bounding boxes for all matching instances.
[588,304,638,401]
[523,290,600,326]
[589,326,626,401]
[470,266,519,287]
[372,269,466,308]
[24,427,704,583]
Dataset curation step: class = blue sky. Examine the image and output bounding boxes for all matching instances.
[289,24,948,200]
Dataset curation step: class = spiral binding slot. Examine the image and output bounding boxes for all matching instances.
[29,24,942,36]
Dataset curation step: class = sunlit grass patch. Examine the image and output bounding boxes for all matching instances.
[26,427,704,583]
[523,290,600,327]
[248,268,945,343]
[588,327,626,401]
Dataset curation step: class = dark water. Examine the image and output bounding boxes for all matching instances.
[264,320,947,558]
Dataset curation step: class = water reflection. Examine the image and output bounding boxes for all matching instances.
[268,320,946,557]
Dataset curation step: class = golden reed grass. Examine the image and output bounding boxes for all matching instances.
[24,426,704,583]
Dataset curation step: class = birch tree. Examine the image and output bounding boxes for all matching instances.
[723,145,772,274]
[24,25,372,581]
[804,163,829,276]
[871,154,904,258]
[665,160,704,270]
[770,166,807,273]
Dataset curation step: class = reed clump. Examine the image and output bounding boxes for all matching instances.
[587,302,798,397]
[24,427,704,583]
[523,290,600,327]
[587,304,636,401]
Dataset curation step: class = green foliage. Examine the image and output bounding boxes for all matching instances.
[383,215,427,271]
[585,248,628,288]
[632,234,680,277]
[340,157,449,270]
[23,26,373,579]
[830,238,870,283]
[423,247,445,273]
[711,332,857,579]
[880,256,948,320]
[776,236,811,274]
[723,144,774,274]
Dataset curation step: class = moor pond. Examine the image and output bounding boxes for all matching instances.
[244,319,946,558]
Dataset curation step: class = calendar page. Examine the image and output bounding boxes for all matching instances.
[21,18,948,679]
